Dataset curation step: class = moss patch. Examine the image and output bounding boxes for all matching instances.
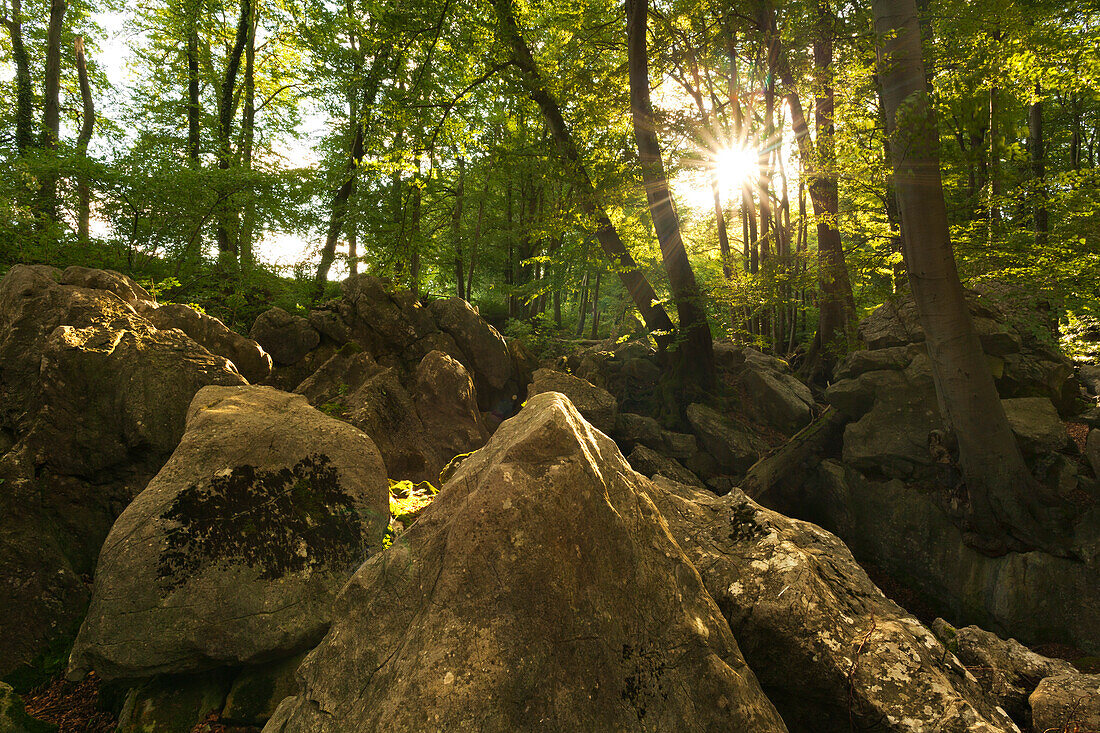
[157,454,362,588]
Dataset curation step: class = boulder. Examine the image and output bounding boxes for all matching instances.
[0,266,246,676]
[68,386,389,680]
[296,349,487,484]
[527,368,617,435]
[931,619,1075,723]
[1080,364,1100,398]
[686,403,763,474]
[141,302,272,383]
[265,393,787,732]
[834,345,915,381]
[786,463,1100,655]
[1086,429,1100,478]
[825,368,910,420]
[59,265,153,308]
[250,307,320,366]
[648,477,1021,733]
[1000,397,1067,454]
[742,363,814,434]
[858,296,925,349]
[660,429,699,462]
[0,682,54,733]
[626,444,704,488]
[612,412,663,453]
[430,297,512,399]
[222,653,305,726]
[1029,674,1100,733]
[412,350,490,464]
[115,671,233,733]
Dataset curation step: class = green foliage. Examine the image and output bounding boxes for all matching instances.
[383,479,438,548]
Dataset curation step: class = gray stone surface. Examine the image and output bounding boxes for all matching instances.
[1000,397,1067,454]
[264,393,787,733]
[527,368,618,435]
[1029,674,1100,733]
[68,386,389,680]
[649,477,1021,733]
[931,619,1074,723]
[250,307,320,366]
[686,403,763,474]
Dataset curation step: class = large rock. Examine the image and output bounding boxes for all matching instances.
[0,682,54,733]
[649,477,1021,733]
[250,307,320,366]
[0,265,246,676]
[686,403,763,474]
[1000,397,1067,454]
[296,349,489,484]
[1029,674,1100,733]
[430,297,512,396]
[527,368,618,435]
[140,301,272,383]
[115,672,232,733]
[412,350,490,463]
[264,393,787,732]
[68,386,389,680]
[59,265,153,307]
[612,412,663,453]
[626,444,704,488]
[788,462,1100,655]
[742,362,814,434]
[931,619,1075,724]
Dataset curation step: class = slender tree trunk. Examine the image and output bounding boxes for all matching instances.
[453,156,466,299]
[491,0,675,345]
[874,0,1058,555]
[467,173,487,292]
[2,0,34,156]
[576,271,589,337]
[215,0,252,266]
[38,0,66,224]
[347,226,358,276]
[627,0,715,393]
[239,5,257,272]
[1029,84,1047,245]
[590,270,601,340]
[186,7,200,166]
[314,48,391,292]
[75,35,95,246]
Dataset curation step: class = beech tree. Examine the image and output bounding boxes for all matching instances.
[872,0,1062,554]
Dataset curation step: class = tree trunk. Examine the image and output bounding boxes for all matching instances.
[239,5,257,272]
[590,270,601,340]
[186,7,200,166]
[2,0,34,156]
[314,48,391,293]
[38,0,66,224]
[453,157,466,299]
[576,271,589,337]
[778,11,855,375]
[1029,83,1047,245]
[75,35,95,246]
[491,0,676,345]
[215,0,252,266]
[873,0,1059,555]
[626,0,715,392]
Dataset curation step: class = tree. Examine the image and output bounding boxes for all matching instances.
[872,0,1062,555]
[626,0,715,395]
[490,0,676,345]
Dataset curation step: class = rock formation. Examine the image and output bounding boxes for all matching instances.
[68,386,389,680]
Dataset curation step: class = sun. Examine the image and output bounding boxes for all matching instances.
[711,145,758,198]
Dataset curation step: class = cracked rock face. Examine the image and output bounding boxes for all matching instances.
[265,392,787,733]
[68,386,389,680]
[647,478,1021,733]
